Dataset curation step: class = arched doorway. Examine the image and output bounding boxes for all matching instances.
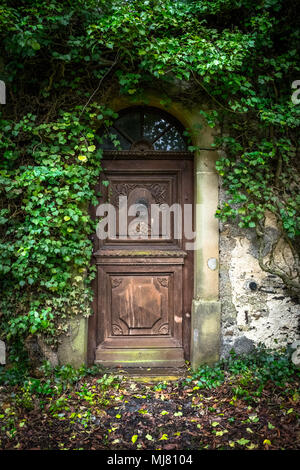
[88,106,194,368]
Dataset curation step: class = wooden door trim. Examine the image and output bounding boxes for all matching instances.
[102,150,193,160]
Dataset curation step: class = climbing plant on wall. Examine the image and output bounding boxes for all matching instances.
[0,0,299,358]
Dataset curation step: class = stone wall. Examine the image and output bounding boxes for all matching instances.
[219,186,300,357]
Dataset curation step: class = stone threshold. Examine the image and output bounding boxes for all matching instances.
[101,366,188,382]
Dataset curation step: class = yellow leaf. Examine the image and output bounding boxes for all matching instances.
[263,439,271,445]
[78,155,87,162]
[131,435,138,444]
[246,443,258,450]
[64,216,70,221]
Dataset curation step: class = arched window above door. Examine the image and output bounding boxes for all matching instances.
[100,107,188,152]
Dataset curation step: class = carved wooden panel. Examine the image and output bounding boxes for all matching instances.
[110,275,170,336]
[111,182,169,207]
[96,262,184,352]
[99,170,178,245]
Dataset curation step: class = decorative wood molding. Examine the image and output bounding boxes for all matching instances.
[94,249,187,258]
[102,150,193,160]
[158,323,169,335]
[112,323,123,335]
[111,278,123,288]
[111,182,168,206]
[157,277,169,288]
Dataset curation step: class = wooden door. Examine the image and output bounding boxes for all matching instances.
[89,154,194,368]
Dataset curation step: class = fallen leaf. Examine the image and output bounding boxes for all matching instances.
[236,438,250,445]
[263,439,271,445]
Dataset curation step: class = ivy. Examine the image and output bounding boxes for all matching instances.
[0,103,114,347]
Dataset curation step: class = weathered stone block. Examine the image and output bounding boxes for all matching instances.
[191,300,221,369]
[57,316,88,368]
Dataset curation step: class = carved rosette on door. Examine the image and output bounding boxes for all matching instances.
[89,106,194,368]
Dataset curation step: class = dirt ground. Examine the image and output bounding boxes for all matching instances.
[0,372,299,450]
